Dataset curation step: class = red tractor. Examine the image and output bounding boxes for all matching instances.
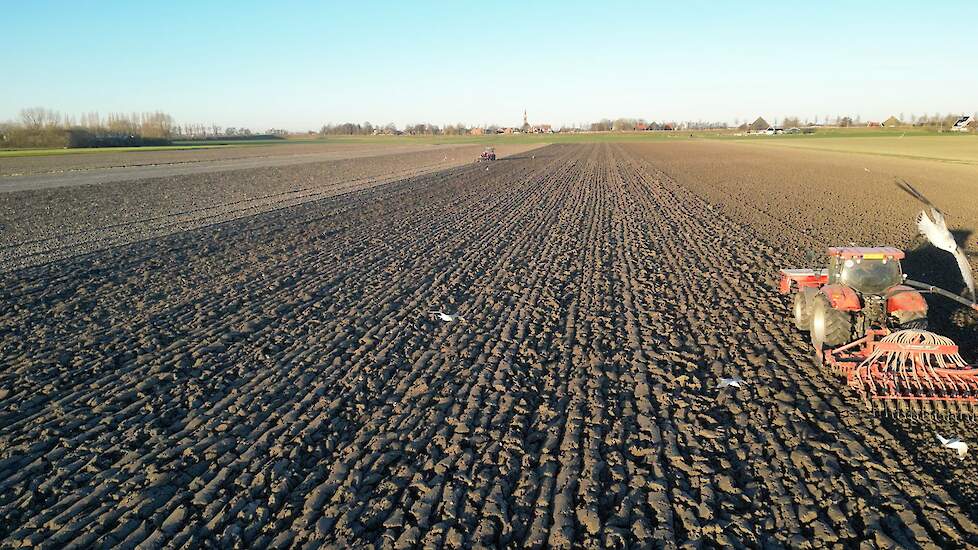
[780,247,928,359]
[477,147,496,162]
[781,246,978,415]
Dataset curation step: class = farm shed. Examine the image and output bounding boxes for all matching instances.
[748,117,769,132]
[883,116,901,127]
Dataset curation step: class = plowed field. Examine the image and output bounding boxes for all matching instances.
[2,143,977,548]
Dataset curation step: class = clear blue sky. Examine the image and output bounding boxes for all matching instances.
[3,1,977,130]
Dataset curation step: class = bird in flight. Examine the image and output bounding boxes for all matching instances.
[896,178,976,299]
[718,376,745,389]
[936,433,969,458]
[431,311,465,323]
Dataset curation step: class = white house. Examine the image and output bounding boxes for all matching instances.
[951,115,976,132]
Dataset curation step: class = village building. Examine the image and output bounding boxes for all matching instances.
[883,116,902,127]
[748,117,769,132]
[951,115,976,132]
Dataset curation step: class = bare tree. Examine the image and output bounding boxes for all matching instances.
[20,107,60,129]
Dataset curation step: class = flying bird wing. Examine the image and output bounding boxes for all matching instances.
[718,378,741,388]
[917,210,976,298]
[899,178,960,254]
[917,210,956,253]
[953,248,977,300]
[937,433,951,445]
[896,178,936,209]
[951,442,968,458]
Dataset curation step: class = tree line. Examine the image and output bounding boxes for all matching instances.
[738,112,976,128]
[318,122,474,136]
[575,118,728,132]
[319,119,730,135]
[0,107,285,148]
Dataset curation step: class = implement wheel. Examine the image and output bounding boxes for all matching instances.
[793,288,816,331]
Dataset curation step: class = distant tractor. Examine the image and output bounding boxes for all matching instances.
[477,147,496,162]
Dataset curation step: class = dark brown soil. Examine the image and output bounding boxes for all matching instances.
[0,144,536,271]
[1,144,975,548]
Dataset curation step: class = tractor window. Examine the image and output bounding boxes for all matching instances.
[839,259,902,295]
[828,257,842,284]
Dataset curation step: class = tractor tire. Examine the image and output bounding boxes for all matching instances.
[899,316,928,331]
[792,288,816,331]
[812,295,853,350]
[892,307,928,331]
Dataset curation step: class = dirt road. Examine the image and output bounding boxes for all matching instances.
[0,143,479,192]
[1,144,975,548]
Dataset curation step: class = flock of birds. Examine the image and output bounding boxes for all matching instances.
[426,173,973,471]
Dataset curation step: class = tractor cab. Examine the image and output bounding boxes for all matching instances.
[826,247,904,296]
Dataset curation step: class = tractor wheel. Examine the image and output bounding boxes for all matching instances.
[812,295,853,352]
[899,316,928,331]
[792,288,815,331]
[894,310,928,331]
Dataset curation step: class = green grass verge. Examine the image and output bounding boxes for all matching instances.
[731,134,978,164]
[0,144,241,158]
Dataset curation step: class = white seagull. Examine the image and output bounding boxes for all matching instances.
[936,433,969,458]
[898,178,976,299]
[718,376,745,389]
[430,311,465,323]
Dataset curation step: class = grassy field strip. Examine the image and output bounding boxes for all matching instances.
[730,135,978,164]
[0,144,240,158]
